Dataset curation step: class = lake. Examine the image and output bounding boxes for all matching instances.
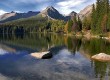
[0,33,110,80]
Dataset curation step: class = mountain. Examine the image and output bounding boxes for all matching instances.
[0,11,40,23]
[39,6,78,21]
[0,6,77,23]
[69,11,77,17]
[78,5,93,20]
[39,6,65,20]
[63,11,78,21]
[0,11,16,21]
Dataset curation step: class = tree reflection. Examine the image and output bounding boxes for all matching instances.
[92,61,110,79]
[81,38,110,80]
[64,36,82,54]
[0,33,110,79]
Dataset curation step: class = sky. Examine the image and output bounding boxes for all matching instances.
[0,0,96,15]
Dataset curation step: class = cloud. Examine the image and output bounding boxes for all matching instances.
[35,0,50,3]
[55,0,96,15]
[56,0,85,15]
[15,0,50,4]
[57,0,84,7]
[0,9,7,15]
[15,10,22,13]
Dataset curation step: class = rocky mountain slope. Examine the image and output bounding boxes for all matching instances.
[0,11,40,23]
[78,5,93,20]
[39,6,78,21]
[0,11,16,21]
[39,6,65,20]
[69,11,77,17]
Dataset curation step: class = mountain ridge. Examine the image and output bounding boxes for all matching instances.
[39,6,73,21]
[0,11,40,23]
[0,5,92,23]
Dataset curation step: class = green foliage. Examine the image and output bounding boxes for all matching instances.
[0,15,66,33]
[64,16,82,33]
[64,20,73,33]
[77,17,82,31]
[82,17,91,30]
[91,4,97,33]
[91,0,110,34]
[68,20,73,32]
[49,20,66,32]
[107,13,110,31]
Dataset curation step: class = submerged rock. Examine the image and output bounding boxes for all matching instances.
[91,53,110,62]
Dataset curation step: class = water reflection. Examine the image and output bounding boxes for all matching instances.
[0,33,110,80]
[0,48,94,80]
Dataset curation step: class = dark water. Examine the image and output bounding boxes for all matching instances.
[0,33,110,80]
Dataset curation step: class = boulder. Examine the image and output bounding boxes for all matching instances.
[91,53,110,62]
[42,52,53,59]
[30,51,50,59]
[30,46,66,59]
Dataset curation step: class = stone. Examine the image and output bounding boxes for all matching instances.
[42,52,53,59]
[91,53,110,62]
[30,51,50,59]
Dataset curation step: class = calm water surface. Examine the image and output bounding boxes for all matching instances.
[0,33,110,80]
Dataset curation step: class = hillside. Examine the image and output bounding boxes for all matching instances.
[0,11,40,23]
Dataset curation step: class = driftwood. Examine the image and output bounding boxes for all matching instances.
[91,53,110,62]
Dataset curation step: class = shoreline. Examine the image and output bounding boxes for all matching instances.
[8,31,110,40]
[63,31,110,40]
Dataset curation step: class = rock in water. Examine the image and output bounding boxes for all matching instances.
[42,52,53,59]
[91,53,110,62]
[30,51,50,59]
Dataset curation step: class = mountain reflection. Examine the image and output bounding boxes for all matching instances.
[0,33,110,80]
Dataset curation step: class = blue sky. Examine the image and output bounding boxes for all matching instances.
[0,0,96,15]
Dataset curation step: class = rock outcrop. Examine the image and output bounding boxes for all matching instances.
[79,5,93,20]
[65,11,78,20]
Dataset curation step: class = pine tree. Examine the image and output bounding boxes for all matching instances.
[72,16,78,32]
[82,17,91,30]
[107,13,110,31]
[64,21,69,33]
[105,0,110,31]
[77,16,82,31]
[68,20,73,33]
[91,4,96,33]
[91,0,110,34]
